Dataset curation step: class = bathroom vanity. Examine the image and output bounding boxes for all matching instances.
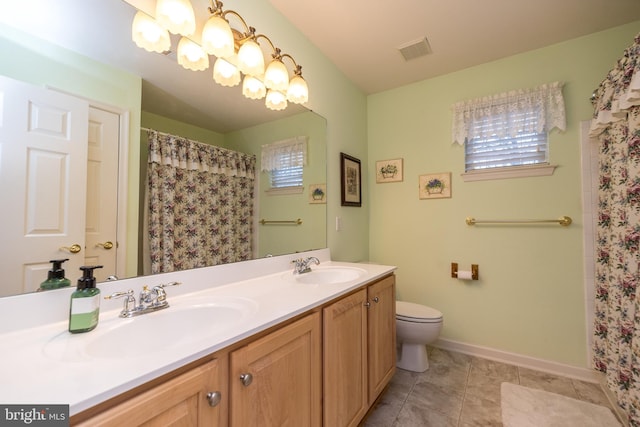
[0,249,396,427]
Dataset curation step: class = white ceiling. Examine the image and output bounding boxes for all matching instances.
[0,0,638,132]
[269,0,640,94]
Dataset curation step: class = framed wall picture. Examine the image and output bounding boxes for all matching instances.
[309,183,326,204]
[376,158,403,183]
[419,172,452,199]
[340,153,362,207]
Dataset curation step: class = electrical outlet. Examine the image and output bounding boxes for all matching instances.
[335,216,342,231]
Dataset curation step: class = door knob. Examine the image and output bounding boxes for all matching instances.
[60,244,81,254]
[206,391,222,407]
[96,241,114,250]
[240,373,253,386]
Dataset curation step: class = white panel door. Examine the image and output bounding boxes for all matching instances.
[0,75,88,295]
[84,107,119,282]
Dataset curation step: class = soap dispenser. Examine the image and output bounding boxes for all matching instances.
[39,259,71,291]
[68,265,103,334]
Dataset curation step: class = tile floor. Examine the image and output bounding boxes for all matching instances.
[363,347,617,427]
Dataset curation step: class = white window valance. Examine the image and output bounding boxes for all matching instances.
[451,82,566,145]
[261,136,308,172]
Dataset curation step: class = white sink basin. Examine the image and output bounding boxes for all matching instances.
[283,266,367,285]
[44,297,258,360]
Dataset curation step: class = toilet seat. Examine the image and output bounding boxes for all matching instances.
[396,301,442,323]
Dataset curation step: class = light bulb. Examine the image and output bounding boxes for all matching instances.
[242,76,266,100]
[264,59,289,91]
[286,75,309,104]
[213,58,241,87]
[177,37,209,71]
[156,0,196,36]
[131,11,171,53]
[237,40,265,76]
[265,90,287,111]
[201,15,235,58]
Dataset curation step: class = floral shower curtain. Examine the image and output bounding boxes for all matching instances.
[590,33,640,425]
[147,130,256,274]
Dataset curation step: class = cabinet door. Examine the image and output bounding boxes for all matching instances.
[230,312,321,427]
[75,358,226,427]
[367,275,396,404]
[323,289,368,427]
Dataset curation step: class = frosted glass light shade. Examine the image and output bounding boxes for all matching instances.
[201,15,235,58]
[265,90,287,111]
[213,58,241,87]
[242,76,266,100]
[156,0,196,36]
[264,59,289,91]
[286,75,309,104]
[131,11,171,53]
[177,37,209,71]
[237,40,265,76]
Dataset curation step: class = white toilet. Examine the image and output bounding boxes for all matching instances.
[395,301,443,372]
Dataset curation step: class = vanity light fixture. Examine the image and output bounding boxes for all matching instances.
[130,0,309,110]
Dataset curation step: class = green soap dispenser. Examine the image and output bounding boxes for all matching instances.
[68,265,103,334]
[39,259,71,291]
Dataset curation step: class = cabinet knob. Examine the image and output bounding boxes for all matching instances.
[206,391,222,407]
[364,302,371,308]
[373,296,380,303]
[240,373,253,386]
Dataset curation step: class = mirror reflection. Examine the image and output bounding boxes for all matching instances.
[0,0,327,298]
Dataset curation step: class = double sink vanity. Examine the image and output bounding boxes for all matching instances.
[0,249,397,426]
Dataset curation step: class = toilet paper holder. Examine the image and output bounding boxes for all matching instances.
[451,263,479,280]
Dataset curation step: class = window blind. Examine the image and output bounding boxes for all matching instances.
[464,109,548,171]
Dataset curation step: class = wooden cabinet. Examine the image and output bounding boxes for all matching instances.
[323,275,396,427]
[367,275,396,404]
[73,274,394,427]
[75,358,226,427]
[229,312,322,427]
[323,289,368,427]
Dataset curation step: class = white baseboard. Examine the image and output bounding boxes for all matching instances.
[434,338,601,383]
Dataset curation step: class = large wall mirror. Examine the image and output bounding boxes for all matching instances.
[0,0,327,297]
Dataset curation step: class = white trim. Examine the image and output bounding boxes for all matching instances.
[434,338,601,383]
[265,186,304,196]
[461,164,556,182]
[580,120,598,365]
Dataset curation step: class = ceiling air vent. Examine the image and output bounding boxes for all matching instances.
[397,37,432,61]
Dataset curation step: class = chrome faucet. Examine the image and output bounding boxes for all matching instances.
[106,281,181,318]
[292,257,320,274]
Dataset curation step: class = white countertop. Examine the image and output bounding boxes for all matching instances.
[0,250,395,416]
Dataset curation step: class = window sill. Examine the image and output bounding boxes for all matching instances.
[265,186,304,196]
[461,164,557,182]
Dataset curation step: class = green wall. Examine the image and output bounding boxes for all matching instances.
[367,22,640,368]
[226,111,327,257]
[243,0,370,263]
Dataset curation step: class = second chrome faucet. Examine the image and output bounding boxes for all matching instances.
[106,281,181,318]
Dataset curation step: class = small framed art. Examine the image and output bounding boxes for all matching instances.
[340,152,362,207]
[376,158,403,183]
[309,183,326,204]
[419,172,452,199]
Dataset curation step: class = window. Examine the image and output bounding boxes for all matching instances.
[452,82,565,181]
[464,109,548,171]
[261,136,307,192]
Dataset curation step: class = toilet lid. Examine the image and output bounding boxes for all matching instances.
[396,301,442,321]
